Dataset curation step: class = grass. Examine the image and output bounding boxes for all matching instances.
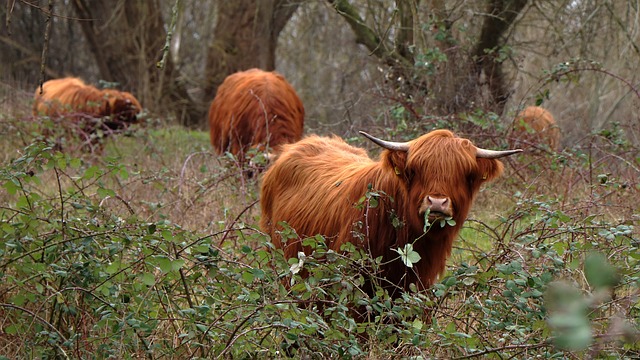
[0,88,638,358]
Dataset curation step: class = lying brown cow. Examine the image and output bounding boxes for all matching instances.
[208,69,305,167]
[260,130,521,297]
[511,106,560,151]
[33,77,142,151]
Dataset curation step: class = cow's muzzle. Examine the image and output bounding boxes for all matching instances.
[420,196,453,218]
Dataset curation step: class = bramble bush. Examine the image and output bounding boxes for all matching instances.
[0,110,638,358]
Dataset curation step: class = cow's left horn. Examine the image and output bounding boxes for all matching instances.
[476,147,522,158]
[359,131,410,151]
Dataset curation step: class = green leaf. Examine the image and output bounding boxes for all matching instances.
[393,243,422,268]
[4,324,18,335]
[97,187,116,198]
[242,270,254,283]
[69,158,82,168]
[195,324,209,333]
[140,273,155,286]
[3,180,19,195]
[171,259,185,271]
[423,209,431,232]
[156,256,172,273]
[161,229,173,240]
[584,252,619,289]
[105,261,122,275]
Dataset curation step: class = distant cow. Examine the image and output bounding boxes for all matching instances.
[260,130,521,296]
[511,106,560,150]
[33,77,142,150]
[208,69,305,166]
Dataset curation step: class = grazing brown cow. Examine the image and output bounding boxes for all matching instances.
[511,106,560,150]
[33,77,142,150]
[208,69,305,165]
[260,130,521,297]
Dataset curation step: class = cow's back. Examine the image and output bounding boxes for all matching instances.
[512,106,560,150]
[260,135,374,258]
[208,69,304,158]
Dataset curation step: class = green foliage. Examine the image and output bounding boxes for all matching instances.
[0,116,638,358]
[414,47,448,76]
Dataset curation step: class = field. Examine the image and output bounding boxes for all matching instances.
[0,84,638,359]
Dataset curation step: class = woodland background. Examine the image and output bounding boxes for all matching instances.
[1,0,639,144]
[0,0,638,359]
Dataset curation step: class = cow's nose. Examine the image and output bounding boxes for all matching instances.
[426,196,452,217]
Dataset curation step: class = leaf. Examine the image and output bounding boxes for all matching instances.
[423,209,431,232]
[69,158,82,169]
[156,256,172,273]
[140,273,155,286]
[195,324,209,333]
[97,187,115,198]
[171,259,185,271]
[3,180,19,195]
[584,252,619,290]
[290,252,306,274]
[242,270,254,283]
[394,243,422,268]
[4,325,18,335]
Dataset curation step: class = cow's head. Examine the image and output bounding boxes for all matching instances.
[361,130,521,234]
[105,91,142,124]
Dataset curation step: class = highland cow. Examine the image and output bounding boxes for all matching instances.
[208,69,304,166]
[260,130,521,297]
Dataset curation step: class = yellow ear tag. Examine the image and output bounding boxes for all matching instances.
[394,166,402,176]
[482,173,487,180]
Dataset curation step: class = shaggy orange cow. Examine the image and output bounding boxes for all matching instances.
[208,69,304,165]
[260,130,521,297]
[33,77,142,150]
[511,106,560,150]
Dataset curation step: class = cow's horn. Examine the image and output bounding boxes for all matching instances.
[476,147,522,158]
[359,131,410,151]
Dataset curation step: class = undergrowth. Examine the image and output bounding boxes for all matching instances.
[0,106,638,359]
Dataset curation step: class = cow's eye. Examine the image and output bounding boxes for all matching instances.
[466,174,477,188]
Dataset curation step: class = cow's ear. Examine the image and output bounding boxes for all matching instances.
[383,150,412,182]
[476,158,504,182]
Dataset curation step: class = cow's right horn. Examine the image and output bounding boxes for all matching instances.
[360,131,410,151]
[475,147,522,158]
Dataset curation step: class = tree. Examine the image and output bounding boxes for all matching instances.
[203,0,300,100]
[327,0,529,116]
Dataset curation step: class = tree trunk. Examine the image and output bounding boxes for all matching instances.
[328,0,529,116]
[473,0,529,114]
[203,0,299,101]
[72,0,203,127]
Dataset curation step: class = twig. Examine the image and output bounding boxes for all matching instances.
[157,0,180,69]
[0,303,70,359]
[453,340,550,359]
[38,0,54,93]
[218,199,260,247]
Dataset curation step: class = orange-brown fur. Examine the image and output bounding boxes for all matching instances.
[208,69,304,162]
[260,130,505,296]
[33,77,142,151]
[511,106,560,150]
[34,77,141,123]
